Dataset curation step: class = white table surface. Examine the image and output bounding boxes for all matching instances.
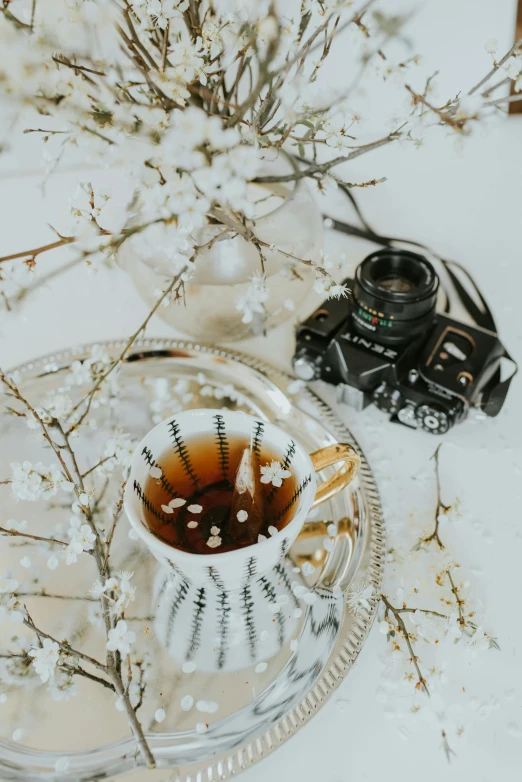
[1,1,521,780]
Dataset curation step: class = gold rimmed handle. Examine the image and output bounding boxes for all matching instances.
[310,443,360,508]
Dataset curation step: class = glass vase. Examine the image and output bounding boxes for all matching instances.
[118,156,322,341]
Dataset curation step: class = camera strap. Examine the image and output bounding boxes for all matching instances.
[325,185,518,417]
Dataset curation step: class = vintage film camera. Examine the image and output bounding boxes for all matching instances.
[293,248,515,434]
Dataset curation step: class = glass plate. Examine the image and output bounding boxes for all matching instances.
[0,339,385,780]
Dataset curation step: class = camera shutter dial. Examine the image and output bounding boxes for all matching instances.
[415,404,452,434]
[372,383,403,414]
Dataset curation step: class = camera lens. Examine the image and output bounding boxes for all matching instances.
[352,249,439,346]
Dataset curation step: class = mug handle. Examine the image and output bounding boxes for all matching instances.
[309,443,360,508]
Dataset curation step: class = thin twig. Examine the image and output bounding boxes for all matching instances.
[422,444,448,548]
[483,93,522,107]
[81,455,114,479]
[468,37,522,95]
[253,128,403,183]
[17,590,96,602]
[396,607,448,619]
[104,480,127,569]
[52,56,106,77]
[446,569,466,629]
[381,595,429,694]
[0,526,68,548]
[67,268,187,432]
[23,611,108,673]
[61,662,115,691]
[405,85,466,129]
[161,20,169,71]
[0,237,75,264]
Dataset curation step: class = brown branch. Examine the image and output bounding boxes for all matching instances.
[108,657,156,767]
[23,128,70,136]
[0,526,68,548]
[0,237,75,264]
[123,8,160,71]
[381,595,429,694]
[421,444,449,549]
[23,612,108,673]
[225,20,280,128]
[483,93,522,107]
[253,128,403,183]
[61,662,115,691]
[396,607,448,619]
[67,268,187,432]
[468,37,522,95]
[481,75,511,98]
[446,569,466,629]
[405,85,466,129]
[81,455,114,479]
[52,56,106,77]
[161,20,170,71]
[16,590,96,602]
[104,480,127,569]
[0,372,77,490]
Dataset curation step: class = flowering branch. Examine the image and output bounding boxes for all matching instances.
[420,444,449,548]
[253,128,404,183]
[1,367,156,767]
[0,237,75,265]
[67,267,187,432]
[380,594,429,694]
[468,36,522,95]
[23,609,108,673]
[0,526,69,548]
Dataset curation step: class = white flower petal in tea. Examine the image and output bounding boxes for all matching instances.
[259,460,291,488]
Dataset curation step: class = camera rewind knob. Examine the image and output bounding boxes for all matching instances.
[293,357,318,381]
[415,404,452,434]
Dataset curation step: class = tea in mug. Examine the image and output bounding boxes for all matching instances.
[143,434,298,554]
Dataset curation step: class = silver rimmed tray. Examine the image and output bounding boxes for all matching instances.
[0,339,385,780]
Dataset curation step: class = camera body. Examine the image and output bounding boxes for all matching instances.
[293,250,506,434]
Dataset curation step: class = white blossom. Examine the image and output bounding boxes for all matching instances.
[346,583,374,616]
[47,672,77,702]
[0,595,24,625]
[454,95,482,121]
[10,461,71,502]
[104,430,135,473]
[259,460,291,487]
[106,620,136,655]
[408,610,444,644]
[0,577,19,594]
[64,518,96,565]
[484,38,498,54]
[0,577,23,625]
[312,271,349,299]
[28,638,60,683]
[90,572,136,615]
[503,56,522,80]
[236,273,269,325]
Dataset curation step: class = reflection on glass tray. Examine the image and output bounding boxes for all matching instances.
[0,340,385,781]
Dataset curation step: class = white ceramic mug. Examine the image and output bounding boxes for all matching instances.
[124,409,360,589]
